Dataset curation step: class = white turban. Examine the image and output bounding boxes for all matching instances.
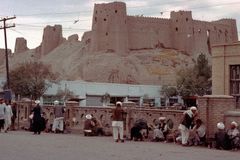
[190,106,197,111]
[159,117,166,121]
[35,100,40,104]
[54,100,59,105]
[231,121,238,127]
[217,122,225,130]
[116,101,122,107]
[86,114,92,120]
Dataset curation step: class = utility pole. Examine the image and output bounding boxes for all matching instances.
[0,16,16,89]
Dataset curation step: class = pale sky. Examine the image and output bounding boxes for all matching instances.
[0,0,240,51]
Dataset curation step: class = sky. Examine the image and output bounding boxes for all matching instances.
[0,0,240,51]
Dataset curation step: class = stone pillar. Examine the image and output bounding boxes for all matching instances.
[198,95,236,138]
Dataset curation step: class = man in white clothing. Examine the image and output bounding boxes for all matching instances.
[52,100,65,133]
[4,101,13,132]
[178,106,198,146]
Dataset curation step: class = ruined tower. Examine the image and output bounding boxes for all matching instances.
[91,2,128,54]
[14,37,28,53]
[170,11,194,54]
[41,25,64,55]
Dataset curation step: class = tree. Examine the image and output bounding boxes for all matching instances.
[176,53,211,97]
[8,61,57,100]
[55,88,75,101]
[161,85,178,98]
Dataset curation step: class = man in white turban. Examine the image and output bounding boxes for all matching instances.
[227,121,240,150]
[52,100,65,133]
[178,106,198,146]
[215,122,231,150]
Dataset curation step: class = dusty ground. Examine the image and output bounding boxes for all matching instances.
[0,131,239,160]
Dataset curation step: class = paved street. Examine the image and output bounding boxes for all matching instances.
[0,131,239,160]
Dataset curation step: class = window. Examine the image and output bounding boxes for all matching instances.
[230,65,240,96]
[186,18,188,21]
[115,10,118,13]
[175,27,178,32]
[106,32,108,36]
[104,18,106,21]
[95,17,97,22]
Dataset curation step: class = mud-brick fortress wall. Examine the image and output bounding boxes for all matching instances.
[89,2,238,56]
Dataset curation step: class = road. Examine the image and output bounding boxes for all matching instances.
[0,131,239,160]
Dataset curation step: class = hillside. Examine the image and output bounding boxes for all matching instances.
[0,40,194,86]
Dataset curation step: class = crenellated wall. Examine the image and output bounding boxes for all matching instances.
[89,2,238,56]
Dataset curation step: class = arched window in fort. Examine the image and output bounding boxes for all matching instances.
[95,11,98,14]
[106,32,108,36]
[104,18,107,21]
[95,17,97,22]
[115,10,118,13]
[175,27,178,32]
[186,18,188,22]
[176,19,178,22]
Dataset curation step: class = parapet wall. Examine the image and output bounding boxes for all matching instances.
[16,101,184,136]
[16,95,240,138]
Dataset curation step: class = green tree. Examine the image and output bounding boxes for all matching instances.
[177,53,211,97]
[8,61,57,100]
[161,85,178,98]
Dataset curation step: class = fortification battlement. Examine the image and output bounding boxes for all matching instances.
[127,15,171,24]
[94,1,126,12]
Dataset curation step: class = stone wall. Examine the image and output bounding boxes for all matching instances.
[198,95,236,138]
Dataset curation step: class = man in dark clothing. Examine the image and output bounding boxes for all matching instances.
[84,114,95,136]
[215,122,231,150]
[130,119,148,141]
[11,102,17,130]
[32,100,44,135]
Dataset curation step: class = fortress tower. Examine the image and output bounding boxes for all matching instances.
[41,25,64,56]
[91,2,128,54]
[170,11,194,54]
